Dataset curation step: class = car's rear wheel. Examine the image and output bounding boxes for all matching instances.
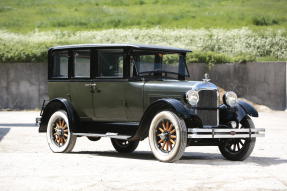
[111,139,139,153]
[46,110,77,153]
[87,136,101,142]
[148,111,187,162]
[218,116,256,161]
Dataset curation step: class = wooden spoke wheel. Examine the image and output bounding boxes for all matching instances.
[52,119,69,147]
[47,110,77,153]
[149,111,187,162]
[156,120,177,153]
[219,116,256,161]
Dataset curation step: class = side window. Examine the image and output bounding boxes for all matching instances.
[52,51,69,78]
[73,50,90,78]
[97,49,124,78]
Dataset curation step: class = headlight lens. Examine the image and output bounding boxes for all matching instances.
[223,91,238,107]
[186,90,199,106]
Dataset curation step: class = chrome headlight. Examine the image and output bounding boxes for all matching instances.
[223,91,238,107]
[186,90,199,106]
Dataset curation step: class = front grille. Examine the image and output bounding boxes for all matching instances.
[197,90,218,126]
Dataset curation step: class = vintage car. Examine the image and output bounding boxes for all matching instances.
[38,44,265,162]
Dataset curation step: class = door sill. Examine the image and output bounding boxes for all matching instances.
[73,132,131,140]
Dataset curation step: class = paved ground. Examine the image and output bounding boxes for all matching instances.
[0,111,287,191]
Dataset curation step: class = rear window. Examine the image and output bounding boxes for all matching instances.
[52,51,69,78]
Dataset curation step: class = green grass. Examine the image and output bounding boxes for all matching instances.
[0,0,287,32]
[0,0,286,63]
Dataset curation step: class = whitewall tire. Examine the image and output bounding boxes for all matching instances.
[148,111,187,162]
[46,110,77,153]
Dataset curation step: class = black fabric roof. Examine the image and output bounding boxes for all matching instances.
[50,44,191,53]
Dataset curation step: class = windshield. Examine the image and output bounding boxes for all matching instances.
[131,52,189,80]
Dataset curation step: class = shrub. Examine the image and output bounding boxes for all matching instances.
[252,16,279,26]
[0,28,286,63]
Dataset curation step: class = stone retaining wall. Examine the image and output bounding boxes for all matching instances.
[0,62,286,110]
[188,62,287,110]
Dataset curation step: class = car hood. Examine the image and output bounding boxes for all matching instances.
[144,79,218,93]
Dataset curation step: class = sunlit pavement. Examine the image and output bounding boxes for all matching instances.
[0,111,286,191]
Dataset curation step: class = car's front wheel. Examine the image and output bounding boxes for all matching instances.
[111,139,139,153]
[218,116,256,161]
[148,111,187,162]
[46,110,77,153]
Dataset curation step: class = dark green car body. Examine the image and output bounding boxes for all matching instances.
[39,44,262,144]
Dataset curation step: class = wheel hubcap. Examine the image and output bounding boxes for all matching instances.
[156,120,177,153]
[52,119,68,147]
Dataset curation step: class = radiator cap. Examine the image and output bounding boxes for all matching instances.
[203,73,210,82]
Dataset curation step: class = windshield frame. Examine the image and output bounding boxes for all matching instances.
[130,50,190,80]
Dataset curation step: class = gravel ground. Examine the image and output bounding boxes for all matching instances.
[0,111,286,191]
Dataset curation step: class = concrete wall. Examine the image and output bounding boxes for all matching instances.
[188,62,287,110]
[0,63,48,110]
[0,62,286,110]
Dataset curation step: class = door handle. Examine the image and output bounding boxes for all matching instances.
[85,83,97,87]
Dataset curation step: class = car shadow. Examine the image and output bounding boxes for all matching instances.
[72,150,287,166]
[72,150,155,161]
[0,128,10,141]
[0,123,37,127]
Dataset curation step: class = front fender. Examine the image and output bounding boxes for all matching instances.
[156,98,195,118]
[220,100,258,123]
[129,98,195,141]
[237,100,259,117]
[235,100,258,121]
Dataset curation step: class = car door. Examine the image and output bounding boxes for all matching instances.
[69,49,95,119]
[93,49,127,121]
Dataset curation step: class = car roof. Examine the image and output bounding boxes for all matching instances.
[49,44,191,53]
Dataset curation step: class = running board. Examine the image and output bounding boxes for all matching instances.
[73,132,132,140]
[187,128,265,139]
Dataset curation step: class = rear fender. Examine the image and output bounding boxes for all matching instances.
[39,98,79,133]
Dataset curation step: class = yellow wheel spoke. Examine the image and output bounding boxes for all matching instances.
[158,128,164,133]
[165,141,169,151]
[168,124,173,131]
[170,135,176,139]
[169,141,172,151]
[158,139,164,144]
[170,139,175,144]
[165,121,169,130]
[170,129,176,134]
[161,122,166,130]
[162,141,166,150]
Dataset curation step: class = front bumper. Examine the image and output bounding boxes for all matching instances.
[187,128,265,139]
